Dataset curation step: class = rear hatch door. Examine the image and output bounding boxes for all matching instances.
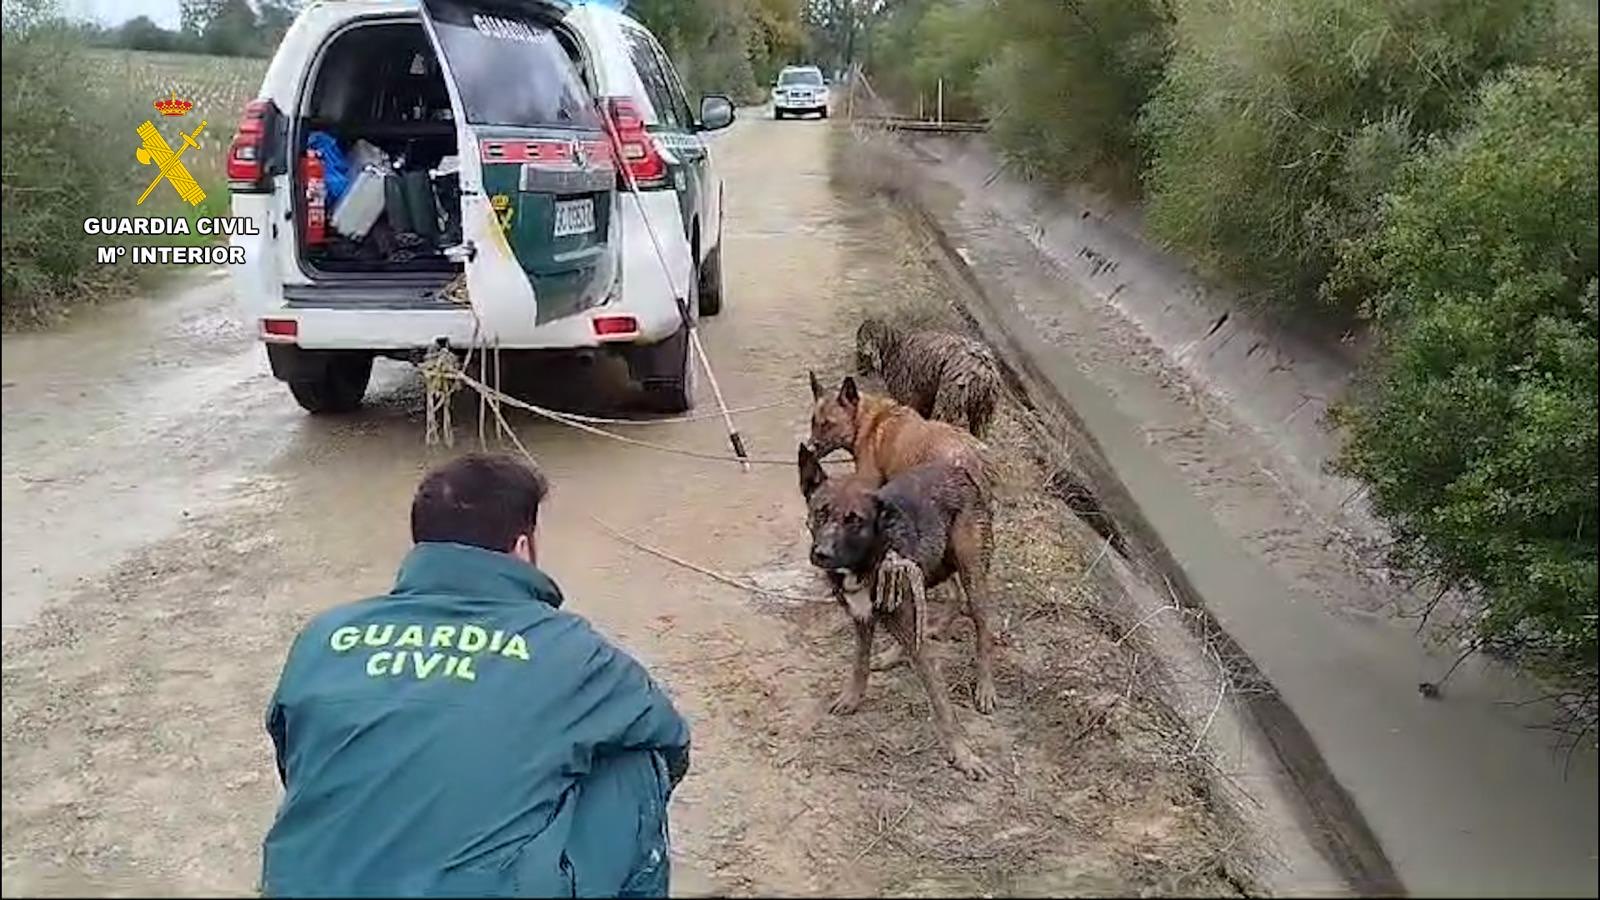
[419,0,617,326]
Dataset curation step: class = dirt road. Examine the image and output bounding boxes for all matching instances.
[2,115,1247,896]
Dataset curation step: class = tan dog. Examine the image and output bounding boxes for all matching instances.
[806,372,999,718]
[807,372,990,491]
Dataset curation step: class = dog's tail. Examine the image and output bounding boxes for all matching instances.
[964,367,1000,439]
[874,550,927,650]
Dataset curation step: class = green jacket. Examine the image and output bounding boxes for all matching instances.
[262,542,691,897]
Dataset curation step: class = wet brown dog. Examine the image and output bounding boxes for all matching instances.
[807,373,989,491]
[798,443,997,779]
[856,317,1001,438]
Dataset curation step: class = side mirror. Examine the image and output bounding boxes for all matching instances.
[698,94,735,132]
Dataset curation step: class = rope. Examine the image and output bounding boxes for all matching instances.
[420,344,459,447]
[469,367,830,604]
[585,514,830,604]
[447,367,797,466]
[518,398,789,428]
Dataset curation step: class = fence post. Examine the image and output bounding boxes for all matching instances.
[937,78,944,124]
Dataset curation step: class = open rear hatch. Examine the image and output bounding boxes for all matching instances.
[419,0,619,324]
[291,0,617,321]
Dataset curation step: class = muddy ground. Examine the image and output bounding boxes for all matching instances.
[1,115,1249,896]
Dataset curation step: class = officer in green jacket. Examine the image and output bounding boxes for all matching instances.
[262,453,691,898]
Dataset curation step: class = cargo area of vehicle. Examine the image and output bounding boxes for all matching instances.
[295,20,464,279]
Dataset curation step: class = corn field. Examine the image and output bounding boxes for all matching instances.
[1,32,269,326]
[87,49,268,195]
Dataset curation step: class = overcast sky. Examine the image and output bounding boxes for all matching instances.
[60,0,183,30]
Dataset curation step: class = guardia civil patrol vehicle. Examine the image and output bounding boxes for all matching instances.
[227,0,734,413]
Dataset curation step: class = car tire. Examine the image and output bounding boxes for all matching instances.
[774,109,786,120]
[698,241,724,317]
[286,353,373,414]
[819,108,829,119]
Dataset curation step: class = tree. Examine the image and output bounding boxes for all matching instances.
[117,15,176,52]
[257,0,297,47]
[202,0,259,56]
[179,0,222,37]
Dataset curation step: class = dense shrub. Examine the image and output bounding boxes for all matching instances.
[1140,0,1566,304]
[1,5,138,326]
[1330,66,1598,672]
[978,0,1170,190]
[866,0,1168,190]
[868,0,993,122]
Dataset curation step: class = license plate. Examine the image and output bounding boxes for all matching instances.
[553,198,595,238]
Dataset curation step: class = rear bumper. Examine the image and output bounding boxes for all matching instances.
[251,294,681,353]
[230,192,691,353]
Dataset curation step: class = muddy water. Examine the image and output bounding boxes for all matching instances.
[898,136,1600,895]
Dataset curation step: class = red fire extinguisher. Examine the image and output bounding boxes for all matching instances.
[302,149,327,246]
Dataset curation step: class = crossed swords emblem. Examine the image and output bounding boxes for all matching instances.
[135,118,209,207]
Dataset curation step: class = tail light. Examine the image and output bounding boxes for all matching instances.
[604,97,668,190]
[228,99,278,192]
[592,315,640,338]
[260,318,298,341]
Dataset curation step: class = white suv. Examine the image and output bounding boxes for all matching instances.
[772,65,828,119]
[227,0,733,413]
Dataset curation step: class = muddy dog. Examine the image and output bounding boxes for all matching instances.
[856,317,1001,438]
[807,373,990,491]
[808,373,994,669]
[798,443,997,779]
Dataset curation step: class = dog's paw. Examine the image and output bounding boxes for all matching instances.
[828,688,864,715]
[949,742,994,780]
[870,645,906,671]
[973,679,997,715]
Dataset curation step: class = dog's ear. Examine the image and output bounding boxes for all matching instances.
[839,375,860,407]
[809,370,824,400]
[798,443,827,499]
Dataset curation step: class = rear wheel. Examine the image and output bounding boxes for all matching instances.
[285,353,373,414]
[698,242,724,316]
[631,267,697,414]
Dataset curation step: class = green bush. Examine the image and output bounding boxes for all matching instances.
[1,5,140,326]
[978,0,1170,190]
[869,0,993,122]
[865,0,1168,190]
[1330,66,1598,673]
[1140,0,1566,305]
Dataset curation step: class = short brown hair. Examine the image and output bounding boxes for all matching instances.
[410,453,550,552]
